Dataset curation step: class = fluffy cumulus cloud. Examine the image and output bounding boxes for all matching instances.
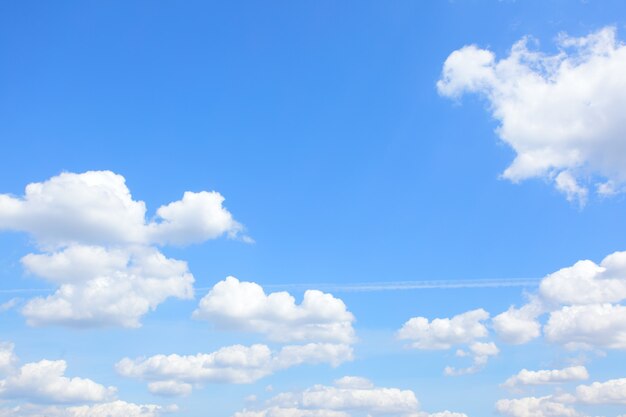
[494,250,626,350]
[398,309,497,375]
[502,366,589,389]
[0,171,245,248]
[0,401,176,417]
[495,396,582,417]
[193,277,355,343]
[0,342,115,404]
[492,301,543,345]
[20,245,194,328]
[438,26,626,204]
[497,377,626,416]
[574,378,626,405]
[0,360,116,403]
[232,377,468,417]
[397,309,489,350]
[116,343,353,395]
[0,171,247,328]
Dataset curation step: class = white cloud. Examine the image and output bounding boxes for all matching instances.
[502,366,589,388]
[193,277,355,344]
[398,309,497,375]
[444,342,499,376]
[539,252,626,306]
[438,26,626,203]
[544,303,626,349]
[492,301,542,345]
[0,171,247,328]
[397,309,489,350]
[20,245,194,328]
[495,396,582,417]
[497,377,626,415]
[494,250,626,350]
[574,378,626,404]
[116,343,352,395]
[0,171,245,248]
[0,345,115,404]
[147,191,243,245]
[0,401,176,417]
[233,377,467,417]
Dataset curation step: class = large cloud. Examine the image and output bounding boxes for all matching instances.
[193,277,355,343]
[575,378,626,405]
[0,171,245,248]
[397,309,489,350]
[495,396,582,417]
[116,343,352,395]
[232,376,468,417]
[494,250,626,350]
[438,26,626,204]
[497,377,626,416]
[20,245,194,328]
[0,342,115,404]
[398,309,497,375]
[0,171,247,328]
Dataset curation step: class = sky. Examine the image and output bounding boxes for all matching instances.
[2,1,626,416]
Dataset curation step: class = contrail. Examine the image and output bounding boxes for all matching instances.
[262,278,541,292]
[198,278,541,293]
[3,278,542,296]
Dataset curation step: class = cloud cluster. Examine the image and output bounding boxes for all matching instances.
[0,342,175,415]
[193,277,355,343]
[116,343,353,395]
[494,250,626,350]
[0,171,244,248]
[0,359,116,403]
[398,309,498,375]
[497,376,626,416]
[0,171,246,328]
[20,245,194,328]
[438,26,626,204]
[117,278,356,396]
[495,396,581,417]
[0,342,114,404]
[232,376,467,417]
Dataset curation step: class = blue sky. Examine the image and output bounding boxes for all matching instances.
[2,1,626,416]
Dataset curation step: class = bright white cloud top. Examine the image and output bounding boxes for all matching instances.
[438,26,626,204]
[193,276,356,343]
[0,342,115,404]
[494,250,626,350]
[0,170,247,328]
[0,170,245,247]
[232,376,468,417]
[398,309,498,375]
[116,343,353,394]
[118,280,356,395]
